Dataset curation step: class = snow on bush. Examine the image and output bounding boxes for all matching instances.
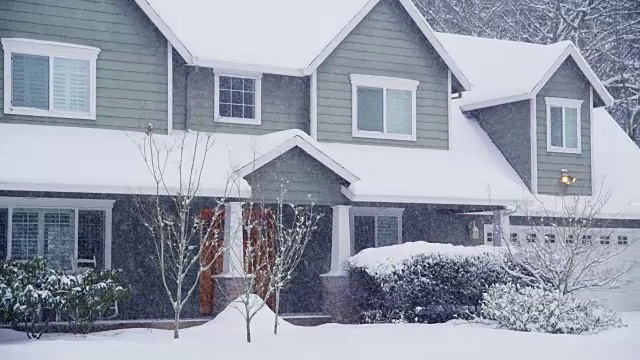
[481,283,624,334]
[0,258,130,338]
[348,242,510,324]
[347,241,499,278]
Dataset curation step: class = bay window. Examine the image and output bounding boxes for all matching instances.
[351,74,418,141]
[2,38,99,120]
[545,97,583,154]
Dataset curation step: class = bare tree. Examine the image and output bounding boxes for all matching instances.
[416,0,640,143]
[224,201,276,343]
[497,193,637,295]
[270,190,322,335]
[135,126,227,339]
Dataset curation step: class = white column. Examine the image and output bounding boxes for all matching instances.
[493,210,510,247]
[6,207,12,261]
[104,208,113,270]
[222,202,245,276]
[328,205,352,274]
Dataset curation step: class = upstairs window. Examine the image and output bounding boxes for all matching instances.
[350,74,418,141]
[545,97,583,154]
[214,73,262,125]
[2,38,99,120]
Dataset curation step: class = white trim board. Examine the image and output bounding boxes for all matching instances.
[236,136,360,184]
[0,197,115,210]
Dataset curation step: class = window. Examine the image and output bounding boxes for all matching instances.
[351,208,403,252]
[214,73,261,125]
[618,236,629,245]
[2,197,114,271]
[566,234,575,244]
[599,236,611,245]
[545,97,583,154]
[350,74,418,141]
[2,38,99,120]
[526,233,537,243]
[582,235,592,244]
[510,232,519,243]
[544,234,556,244]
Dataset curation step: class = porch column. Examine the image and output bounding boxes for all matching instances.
[329,205,352,274]
[493,209,510,247]
[221,202,245,276]
[104,208,113,270]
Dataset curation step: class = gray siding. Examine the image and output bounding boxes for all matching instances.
[245,148,349,205]
[173,63,309,134]
[403,208,489,246]
[316,0,450,148]
[536,59,592,195]
[473,101,532,190]
[0,0,169,132]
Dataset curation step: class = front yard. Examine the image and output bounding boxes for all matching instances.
[1,304,638,360]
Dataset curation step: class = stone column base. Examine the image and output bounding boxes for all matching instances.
[320,273,356,323]
[212,275,249,314]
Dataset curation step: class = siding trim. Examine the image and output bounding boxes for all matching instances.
[530,98,538,193]
[167,41,173,133]
[304,0,472,91]
[590,86,595,195]
[447,69,451,149]
[310,70,318,139]
[237,136,360,183]
[531,46,613,106]
[132,0,192,63]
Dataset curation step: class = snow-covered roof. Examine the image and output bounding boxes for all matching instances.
[2,111,638,218]
[134,0,470,88]
[321,105,531,206]
[435,32,613,110]
[0,125,335,197]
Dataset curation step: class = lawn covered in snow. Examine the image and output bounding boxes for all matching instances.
[1,301,638,360]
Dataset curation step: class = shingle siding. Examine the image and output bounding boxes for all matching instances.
[472,101,532,190]
[536,58,592,195]
[0,0,169,132]
[316,0,450,148]
[173,64,310,135]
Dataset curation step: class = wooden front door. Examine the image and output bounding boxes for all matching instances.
[198,208,224,316]
[243,208,276,310]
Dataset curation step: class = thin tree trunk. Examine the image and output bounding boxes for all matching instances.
[246,317,252,343]
[274,289,280,335]
[174,306,180,340]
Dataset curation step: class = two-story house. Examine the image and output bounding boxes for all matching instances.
[1,0,639,320]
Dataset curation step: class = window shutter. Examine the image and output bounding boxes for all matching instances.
[11,54,49,110]
[52,58,90,112]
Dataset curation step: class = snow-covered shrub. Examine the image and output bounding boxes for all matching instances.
[58,269,131,334]
[0,258,63,338]
[0,259,131,337]
[481,283,623,334]
[348,243,511,323]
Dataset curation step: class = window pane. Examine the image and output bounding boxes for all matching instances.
[52,58,90,112]
[11,53,49,110]
[353,216,375,254]
[232,90,243,104]
[219,89,231,104]
[11,210,39,261]
[565,107,579,149]
[219,76,231,90]
[386,89,412,135]
[232,105,243,118]
[231,77,244,90]
[78,210,105,269]
[244,79,255,91]
[357,87,383,132]
[43,209,75,270]
[377,216,399,247]
[244,105,255,119]
[550,106,563,147]
[219,103,231,117]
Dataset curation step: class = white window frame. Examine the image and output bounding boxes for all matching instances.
[545,97,583,154]
[2,38,100,120]
[214,71,262,125]
[350,207,404,249]
[350,74,418,141]
[2,197,114,271]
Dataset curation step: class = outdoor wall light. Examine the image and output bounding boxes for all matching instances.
[560,169,576,186]
[467,221,480,239]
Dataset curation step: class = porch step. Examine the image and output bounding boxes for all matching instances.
[281,313,333,327]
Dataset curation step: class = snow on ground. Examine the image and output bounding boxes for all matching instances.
[1,302,638,360]
[347,241,497,277]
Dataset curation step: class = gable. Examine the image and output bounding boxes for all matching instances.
[244,148,350,205]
